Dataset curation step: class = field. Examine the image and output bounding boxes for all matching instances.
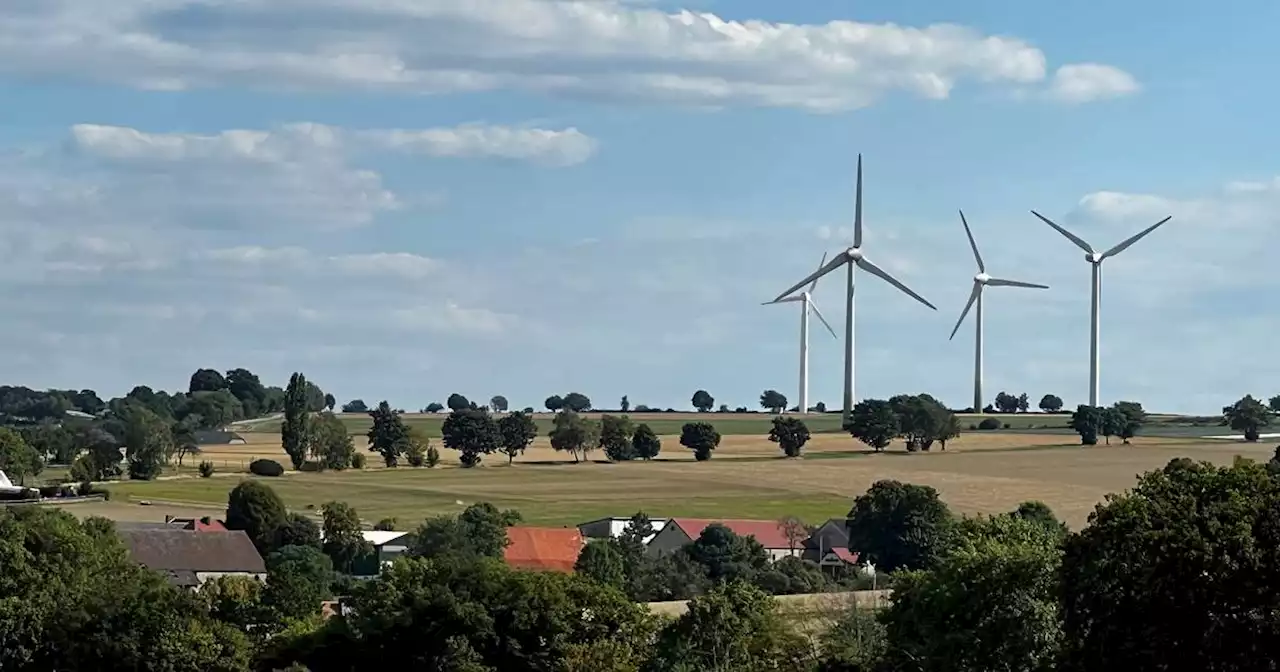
[87,428,1280,531]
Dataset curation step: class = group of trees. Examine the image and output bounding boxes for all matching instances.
[1066,401,1147,445]
[846,394,962,452]
[988,391,1066,414]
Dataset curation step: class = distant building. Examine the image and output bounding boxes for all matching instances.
[116,529,266,589]
[504,526,586,573]
[577,516,668,544]
[647,518,803,562]
[193,430,246,446]
[802,518,860,569]
[349,530,414,577]
[116,515,227,532]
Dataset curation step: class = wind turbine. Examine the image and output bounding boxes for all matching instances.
[763,252,838,415]
[771,155,937,427]
[948,210,1049,412]
[1030,209,1172,407]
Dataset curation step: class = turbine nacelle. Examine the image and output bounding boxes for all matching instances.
[1087,252,1103,263]
[846,247,863,262]
[974,272,991,284]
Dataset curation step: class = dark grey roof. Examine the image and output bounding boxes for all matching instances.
[117,529,266,574]
[193,430,243,445]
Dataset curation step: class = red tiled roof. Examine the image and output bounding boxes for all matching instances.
[832,547,860,564]
[503,527,585,573]
[191,518,226,532]
[668,518,799,550]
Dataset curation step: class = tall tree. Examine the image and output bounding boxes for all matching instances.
[1069,405,1102,445]
[760,390,788,414]
[281,372,311,470]
[549,410,601,463]
[1038,394,1065,413]
[1223,394,1271,442]
[303,380,327,412]
[496,410,537,465]
[846,480,953,572]
[367,401,410,467]
[321,501,372,574]
[225,481,288,555]
[188,368,228,393]
[441,408,502,467]
[225,368,267,418]
[620,395,630,412]
[632,423,661,461]
[847,399,900,452]
[489,395,509,413]
[768,416,810,457]
[1016,392,1030,413]
[599,414,636,461]
[323,393,336,412]
[562,392,592,412]
[691,389,715,413]
[120,403,173,480]
[679,422,721,461]
[310,411,355,470]
[0,428,41,485]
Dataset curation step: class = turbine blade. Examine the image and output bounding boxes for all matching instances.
[808,300,838,339]
[853,155,863,248]
[772,254,847,303]
[949,283,981,341]
[1031,210,1094,254]
[1100,216,1172,260]
[762,296,804,305]
[986,278,1049,289]
[807,251,828,294]
[856,256,937,311]
[959,210,985,273]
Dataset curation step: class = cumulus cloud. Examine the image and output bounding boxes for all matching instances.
[0,0,1135,110]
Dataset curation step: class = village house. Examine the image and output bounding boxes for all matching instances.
[116,528,266,589]
[646,518,806,562]
[802,518,860,570]
[576,516,668,544]
[503,526,586,573]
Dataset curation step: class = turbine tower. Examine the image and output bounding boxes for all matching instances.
[763,252,838,415]
[1030,209,1172,407]
[948,210,1049,412]
[771,155,937,427]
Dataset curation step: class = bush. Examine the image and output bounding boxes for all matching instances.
[198,461,215,478]
[1003,423,1011,430]
[298,460,324,473]
[351,453,366,470]
[426,444,440,468]
[977,418,1000,431]
[249,459,286,477]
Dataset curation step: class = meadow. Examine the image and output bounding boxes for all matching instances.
[84,426,1275,531]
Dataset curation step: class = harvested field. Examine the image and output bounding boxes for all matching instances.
[99,434,1278,530]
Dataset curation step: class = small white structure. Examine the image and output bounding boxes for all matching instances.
[0,470,24,495]
[577,517,669,545]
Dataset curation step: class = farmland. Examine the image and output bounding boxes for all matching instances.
[92,428,1275,531]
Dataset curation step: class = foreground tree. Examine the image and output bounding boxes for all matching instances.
[883,514,1063,672]
[281,372,311,470]
[263,544,333,622]
[651,582,811,671]
[0,427,41,485]
[1061,457,1280,671]
[760,389,788,414]
[1038,394,1065,413]
[599,413,636,461]
[441,408,502,467]
[1223,394,1271,442]
[691,389,715,413]
[846,480,953,572]
[410,502,521,560]
[549,410,601,463]
[846,399,899,452]
[632,423,661,460]
[769,416,810,457]
[367,401,410,466]
[680,421,721,461]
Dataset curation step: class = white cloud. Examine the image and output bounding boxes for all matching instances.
[1048,63,1140,103]
[0,1,1135,110]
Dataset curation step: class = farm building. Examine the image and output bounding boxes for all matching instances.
[802,519,860,569]
[647,518,804,562]
[503,526,585,573]
[577,516,668,544]
[349,530,415,576]
[193,430,246,446]
[116,529,266,589]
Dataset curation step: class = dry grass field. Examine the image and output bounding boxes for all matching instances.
[87,431,1279,531]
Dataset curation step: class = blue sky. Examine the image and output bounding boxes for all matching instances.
[1,0,1277,414]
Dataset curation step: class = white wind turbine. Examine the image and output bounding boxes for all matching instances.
[763,252,838,415]
[771,155,937,427]
[1030,209,1172,407]
[948,211,1049,412]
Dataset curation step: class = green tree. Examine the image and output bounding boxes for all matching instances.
[0,427,42,485]
[341,398,369,413]
[545,394,565,412]
[882,514,1063,672]
[441,408,502,467]
[680,421,721,461]
[1038,394,1065,413]
[652,581,811,671]
[760,389,788,414]
[189,367,228,393]
[1068,405,1102,445]
[281,372,311,470]
[410,502,522,560]
[682,523,770,585]
[200,575,270,638]
[1098,407,1123,445]
[631,423,661,460]
[1270,394,1280,414]
[170,415,201,467]
[303,380,327,412]
[768,416,810,457]
[21,421,77,465]
[1223,394,1271,442]
[446,393,471,412]
[575,540,628,589]
[620,395,630,412]
[1061,457,1280,671]
[937,411,962,450]
[599,414,636,461]
[119,403,173,480]
[889,394,951,451]
[321,501,372,574]
[497,410,538,465]
[1112,400,1146,443]
[225,367,268,418]
[264,544,334,621]
[1010,500,1068,538]
[819,605,888,671]
[225,480,288,555]
[691,389,715,413]
[310,411,355,470]
[367,400,410,466]
[846,399,900,451]
[489,395,509,412]
[403,428,430,467]
[562,392,592,412]
[69,425,123,481]
[549,409,601,463]
[323,392,336,411]
[274,512,322,550]
[182,389,245,429]
[846,480,953,572]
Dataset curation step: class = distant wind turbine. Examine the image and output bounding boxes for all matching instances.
[771,155,937,427]
[763,252,838,415]
[1030,209,1172,406]
[948,210,1048,412]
